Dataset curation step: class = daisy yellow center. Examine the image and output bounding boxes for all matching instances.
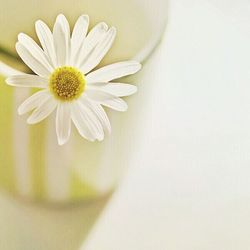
[49,66,85,101]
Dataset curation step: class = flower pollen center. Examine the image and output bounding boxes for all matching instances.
[49,66,85,101]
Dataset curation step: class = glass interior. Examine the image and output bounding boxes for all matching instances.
[0,0,168,204]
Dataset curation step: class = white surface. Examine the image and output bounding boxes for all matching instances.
[0,0,249,249]
[81,0,250,249]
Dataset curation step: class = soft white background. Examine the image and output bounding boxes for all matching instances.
[0,0,250,249]
[81,0,250,249]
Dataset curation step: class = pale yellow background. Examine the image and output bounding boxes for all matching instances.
[1,0,250,249]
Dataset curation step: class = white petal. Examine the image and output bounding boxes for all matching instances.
[83,96,111,133]
[0,61,23,76]
[16,42,51,77]
[71,101,104,141]
[85,89,128,111]
[27,96,57,124]
[35,20,57,67]
[71,103,95,141]
[53,14,70,66]
[79,99,104,140]
[6,74,48,88]
[18,33,53,72]
[75,22,108,68]
[87,82,108,87]
[86,61,141,83]
[85,88,114,101]
[80,27,116,74]
[18,89,51,115]
[56,103,71,145]
[88,82,137,97]
[70,15,89,64]
[75,99,104,140]
[101,98,128,112]
[100,98,128,112]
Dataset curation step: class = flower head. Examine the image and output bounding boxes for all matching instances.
[6,14,141,145]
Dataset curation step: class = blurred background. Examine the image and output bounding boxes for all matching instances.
[1,0,250,249]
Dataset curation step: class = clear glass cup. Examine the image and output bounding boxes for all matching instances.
[0,0,167,205]
[0,1,167,249]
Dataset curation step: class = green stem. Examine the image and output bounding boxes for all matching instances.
[0,45,21,62]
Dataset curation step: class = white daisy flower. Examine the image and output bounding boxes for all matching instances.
[6,14,141,145]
